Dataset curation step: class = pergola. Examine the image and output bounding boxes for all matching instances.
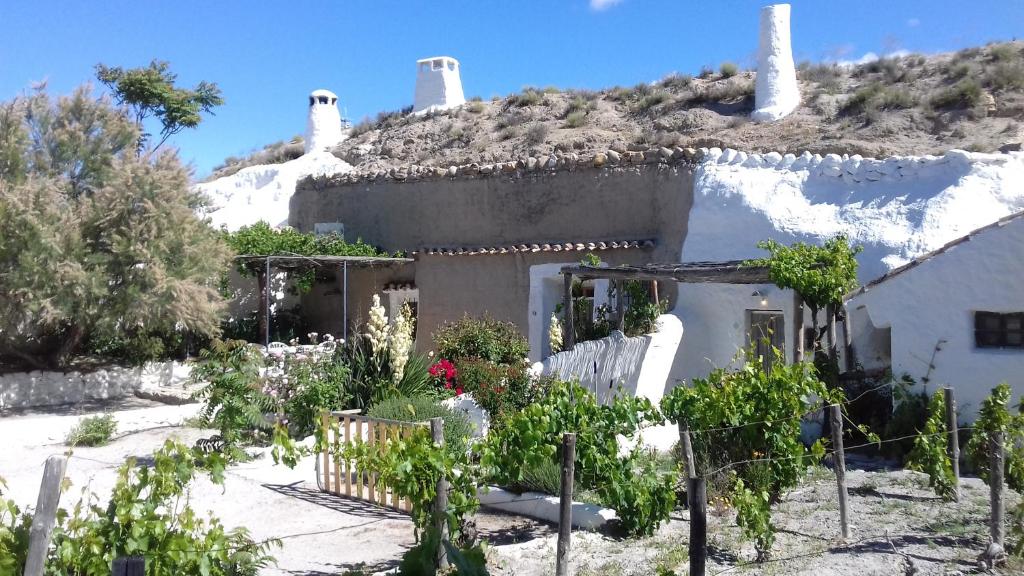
[235,254,414,345]
[559,261,822,365]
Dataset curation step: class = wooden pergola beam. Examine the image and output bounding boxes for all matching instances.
[560,261,771,284]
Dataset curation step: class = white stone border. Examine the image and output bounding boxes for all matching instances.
[698,147,1019,184]
[478,486,617,530]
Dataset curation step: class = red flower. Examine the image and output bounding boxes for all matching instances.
[445,382,452,389]
[455,387,464,395]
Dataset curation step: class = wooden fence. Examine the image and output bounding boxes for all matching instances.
[318,409,428,513]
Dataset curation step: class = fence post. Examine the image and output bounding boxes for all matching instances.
[111,556,145,576]
[563,273,575,350]
[943,387,960,501]
[792,292,804,364]
[688,477,707,576]
[982,430,1006,564]
[430,417,449,570]
[555,433,576,576]
[23,455,68,576]
[829,405,851,539]
[678,422,696,479]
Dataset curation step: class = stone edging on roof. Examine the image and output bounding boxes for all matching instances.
[298,146,700,190]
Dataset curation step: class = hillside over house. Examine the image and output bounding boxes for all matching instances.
[210,41,1024,183]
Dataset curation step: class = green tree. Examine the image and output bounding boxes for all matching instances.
[96,60,223,153]
[0,86,230,368]
[749,235,862,351]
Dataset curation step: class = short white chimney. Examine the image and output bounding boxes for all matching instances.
[305,89,344,154]
[412,56,466,115]
[752,4,800,122]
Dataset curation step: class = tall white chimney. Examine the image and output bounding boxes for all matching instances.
[752,4,800,122]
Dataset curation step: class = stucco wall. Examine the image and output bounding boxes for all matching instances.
[299,263,415,341]
[845,215,1024,420]
[290,163,692,262]
[0,361,192,410]
[415,249,659,354]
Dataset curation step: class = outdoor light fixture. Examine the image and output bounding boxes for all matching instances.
[752,289,768,307]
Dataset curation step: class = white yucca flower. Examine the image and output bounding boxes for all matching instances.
[548,313,564,353]
[389,303,416,383]
[366,294,390,354]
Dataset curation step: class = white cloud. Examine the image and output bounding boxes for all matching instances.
[907,18,920,27]
[834,49,912,68]
[590,0,624,11]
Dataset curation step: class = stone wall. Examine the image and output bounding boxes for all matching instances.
[0,361,192,411]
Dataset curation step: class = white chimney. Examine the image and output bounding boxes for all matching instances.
[305,89,344,154]
[412,56,466,115]
[752,4,800,123]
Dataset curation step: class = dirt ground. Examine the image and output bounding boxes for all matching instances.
[3,399,1021,575]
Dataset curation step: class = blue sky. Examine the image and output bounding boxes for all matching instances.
[2,1,1021,177]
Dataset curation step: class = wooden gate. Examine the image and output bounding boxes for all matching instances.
[319,409,427,513]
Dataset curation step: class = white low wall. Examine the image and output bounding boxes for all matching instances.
[478,486,616,530]
[0,361,192,410]
[540,314,683,450]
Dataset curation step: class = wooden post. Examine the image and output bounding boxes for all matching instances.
[556,433,576,576]
[614,281,626,331]
[24,455,68,576]
[841,304,856,372]
[562,273,575,350]
[792,292,804,364]
[688,477,707,576]
[989,430,1006,555]
[830,405,851,539]
[826,304,838,364]
[111,557,145,576]
[678,422,696,479]
[321,412,332,492]
[944,387,960,501]
[257,266,269,346]
[651,280,659,307]
[431,418,449,570]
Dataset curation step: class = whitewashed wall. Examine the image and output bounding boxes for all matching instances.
[846,215,1024,420]
[540,314,683,450]
[0,361,192,410]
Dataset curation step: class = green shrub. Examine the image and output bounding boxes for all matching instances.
[881,375,929,460]
[622,280,666,336]
[48,440,275,575]
[337,336,433,410]
[454,358,553,425]
[986,62,1024,92]
[659,73,693,91]
[565,96,595,117]
[947,62,973,81]
[906,389,957,500]
[564,110,587,128]
[964,383,1024,492]
[65,414,118,447]
[691,79,755,104]
[465,100,485,113]
[698,65,714,79]
[274,353,351,437]
[368,394,473,456]
[661,351,834,559]
[930,79,983,110]
[495,109,530,130]
[508,88,545,107]
[481,380,674,536]
[525,122,550,144]
[634,91,670,112]
[719,62,739,78]
[191,340,273,452]
[990,43,1020,63]
[0,478,31,572]
[434,315,529,365]
[842,83,916,118]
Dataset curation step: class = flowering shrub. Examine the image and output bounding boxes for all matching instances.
[434,315,528,365]
[548,313,563,354]
[429,358,460,394]
[366,294,390,354]
[455,359,553,425]
[389,303,415,383]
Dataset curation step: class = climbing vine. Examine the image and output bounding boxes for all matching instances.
[965,383,1024,492]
